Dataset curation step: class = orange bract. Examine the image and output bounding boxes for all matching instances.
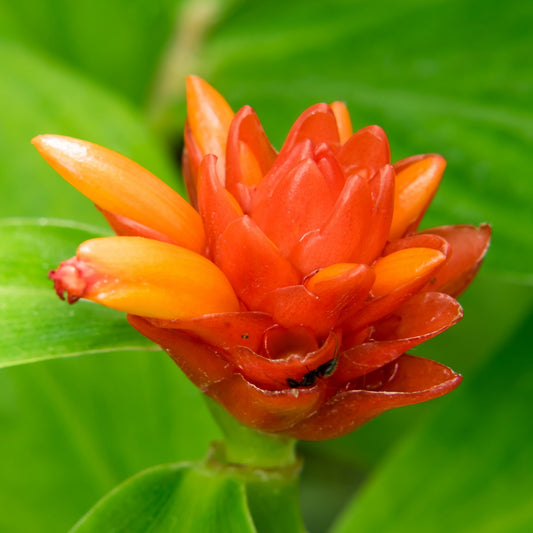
[50,237,239,319]
[32,135,205,253]
[40,77,490,441]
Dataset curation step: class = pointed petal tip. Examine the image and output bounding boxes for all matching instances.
[31,133,55,148]
[329,101,352,144]
[185,75,206,98]
[30,135,99,183]
[186,76,234,161]
[31,134,44,148]
[389,154,447,240]
[421,222,492,296]
[31,134,86,155]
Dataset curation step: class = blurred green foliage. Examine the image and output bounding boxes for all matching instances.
[0,0,532,531]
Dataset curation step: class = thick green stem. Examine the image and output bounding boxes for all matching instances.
[205,397,297,469]
[204,397,307,532]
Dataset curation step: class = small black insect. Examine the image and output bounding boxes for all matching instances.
[286,358,337,389]
[241,333,249,339]
[287,371,317,389]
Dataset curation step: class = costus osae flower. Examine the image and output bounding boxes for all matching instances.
[36,77,490,440]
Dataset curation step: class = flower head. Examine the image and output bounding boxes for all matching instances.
[36,77,490,440]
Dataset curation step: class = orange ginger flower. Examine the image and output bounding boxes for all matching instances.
[36,77,491,440]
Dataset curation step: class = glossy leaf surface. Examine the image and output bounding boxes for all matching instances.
[71,463,256,533]
[0,220,155,366]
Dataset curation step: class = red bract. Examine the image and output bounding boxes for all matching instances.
[36,77,490,440]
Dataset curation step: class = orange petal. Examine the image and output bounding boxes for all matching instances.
[215,216,301,309]
[279,103,340,155]
[314,143,347,198]
[50,237,239,319]
[128,315,236,390]
[389,154,446,240]
[286,354,462,440]
[251,158,336,256]
[421,224,491,296]
[197,154,243,257]
[257,285,324,331]
[333,292,462,383]
[97,207,177,244]
[32,135,205,253]
[384,232,449,257]
[330,101,353,145]
[186,75,234,175]
[337,125,390,179]
[372,247,446,298]
[182,120,204,208]
[352,165,395,264]
[225,105,277,210]
[206,373,325,433]
[251,140,314,211]
[146,312,274,353]
[290,174,372,274]
[306,263,375,324]
[225,330,339,390]
[258,265,373,336]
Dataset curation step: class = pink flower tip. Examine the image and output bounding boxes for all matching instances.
[48,259,95,304]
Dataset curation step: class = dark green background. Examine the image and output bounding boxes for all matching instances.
[1,0,532,531]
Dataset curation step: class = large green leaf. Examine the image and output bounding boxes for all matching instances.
[69,458,308,533]
[0,219,156,367]
[0,349,220,533]
[0,0,183,104]
[70,463,256,533]
[198,0,533,283]
[332,308,533,533]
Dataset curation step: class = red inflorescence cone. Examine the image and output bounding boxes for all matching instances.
[36,77,491,440]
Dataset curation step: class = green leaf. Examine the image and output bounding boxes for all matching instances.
[70,463,256,533]
[245,475,306,533]
[331,307,533,533]
[0,353,220,532]
[69,456,307,533]
[0,0,183,104]
[0,219,155,367]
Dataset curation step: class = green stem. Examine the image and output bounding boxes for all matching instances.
[205,397,297,469]
[204,397,307,532]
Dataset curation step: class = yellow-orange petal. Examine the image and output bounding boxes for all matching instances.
[372,248,446,298]
[53,236,239,319]
[305,263,357,293]
[388,154,446,240]
[32,135,205,253]
[186,75,234,167]
[330,101,353,145]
